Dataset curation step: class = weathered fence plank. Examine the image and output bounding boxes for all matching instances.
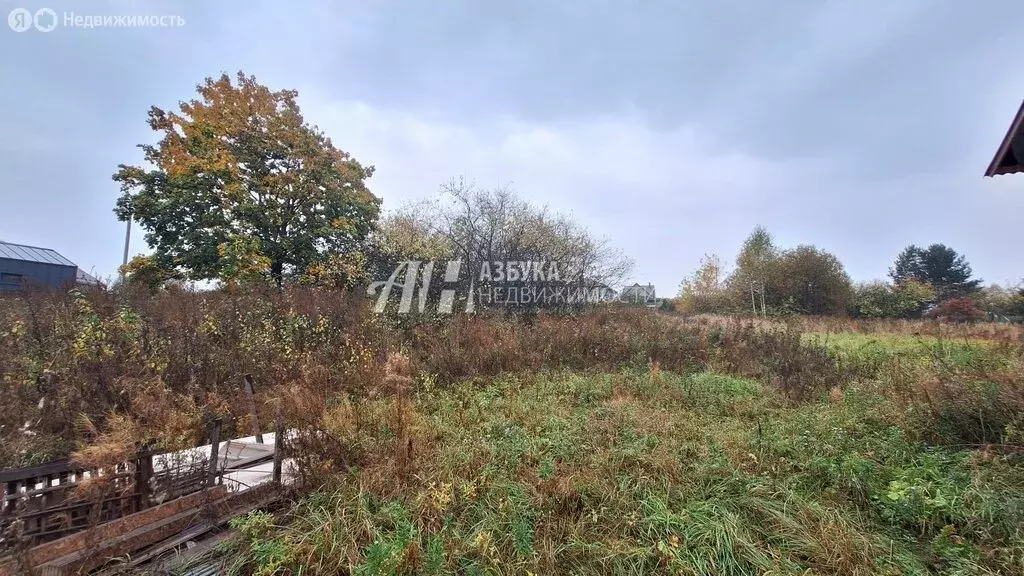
[206,418,222,489]
[273,400,284,486]
[243,374,264,444]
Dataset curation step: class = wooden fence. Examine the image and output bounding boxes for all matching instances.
[1,375,283,561]
[0,445,212,553]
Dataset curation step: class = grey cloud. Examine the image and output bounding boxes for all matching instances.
[0,0,1020,292]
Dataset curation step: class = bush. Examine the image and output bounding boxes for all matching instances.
[409,307,711,384]
[0,285,389,467]
[711,323,848,401]
[883,349,1024,447]
[926,298,986,323]
[854,280,934,319]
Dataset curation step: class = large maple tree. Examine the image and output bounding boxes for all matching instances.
[114,72,380,286]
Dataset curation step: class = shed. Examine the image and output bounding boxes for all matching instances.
[0,241,84,291]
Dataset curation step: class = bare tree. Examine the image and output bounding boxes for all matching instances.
[372,178,633,296]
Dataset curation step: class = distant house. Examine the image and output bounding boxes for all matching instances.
[582,280,618,303]
[985,99,1024,177]
[619,283,657,307]
[0,241,103,291]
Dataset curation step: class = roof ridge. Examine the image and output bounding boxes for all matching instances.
[985,98,1024,177]
[0,241,77,267]
[0,239,63,253]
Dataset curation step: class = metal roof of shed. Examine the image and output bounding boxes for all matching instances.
[0,240,77,267]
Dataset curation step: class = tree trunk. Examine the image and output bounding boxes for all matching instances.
[271,260,284,289]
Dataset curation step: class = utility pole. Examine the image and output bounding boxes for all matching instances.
[119,191,131,284]
[120,218,131,283]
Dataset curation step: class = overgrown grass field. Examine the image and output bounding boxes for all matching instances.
[223,330,1024,575]
[2,288,1021,575]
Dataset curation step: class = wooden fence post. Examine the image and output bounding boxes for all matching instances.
[272,400,284,486]
[134,443,153,512]
[243,374,264,444]
[206,418,222,488]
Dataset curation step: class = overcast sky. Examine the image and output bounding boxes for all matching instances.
[1,0,1022,293]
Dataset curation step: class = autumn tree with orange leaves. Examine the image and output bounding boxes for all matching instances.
[114,72,380,287]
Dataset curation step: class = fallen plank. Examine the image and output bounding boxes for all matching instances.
[42,505,209,573]
[0,487,226,576]
[219,451,275,473]
[0,483,284,575]
[139,531,237,576]
[96,487,283,575]
[92,521,217,576]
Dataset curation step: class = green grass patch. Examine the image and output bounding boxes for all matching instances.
[805,332,1014,380]
[222,365,1024,575]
